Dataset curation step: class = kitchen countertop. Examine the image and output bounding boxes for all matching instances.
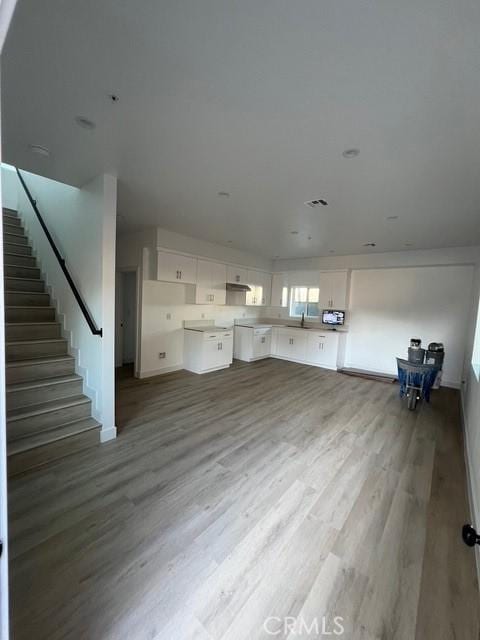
[184,325,233,332]
[234,320,348,332]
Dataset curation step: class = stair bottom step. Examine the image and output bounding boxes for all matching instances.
[8,418,101,477]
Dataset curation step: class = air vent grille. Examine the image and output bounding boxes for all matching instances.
[305,199,328,208]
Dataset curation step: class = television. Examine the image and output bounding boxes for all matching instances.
[322,309,345,326]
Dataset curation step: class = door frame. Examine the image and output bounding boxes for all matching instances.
[0,3,19,638]
[115,267,140,377]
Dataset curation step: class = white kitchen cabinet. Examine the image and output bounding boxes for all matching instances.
[234,326,272,361]
[246,270,272,306]
[306,331,339,369]
[274,328,307,361]
[227,265,249,285]
[184,329,233,373]
[186,259,227,305]
[156,250,197,284]
[319,271,348,310]
[271,273,289,307]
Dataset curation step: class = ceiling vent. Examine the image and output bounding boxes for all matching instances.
[305,198,328,208]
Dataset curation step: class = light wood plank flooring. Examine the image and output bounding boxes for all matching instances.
[8,359,479,639]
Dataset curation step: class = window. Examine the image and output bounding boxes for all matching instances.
[290,286,320,318]
[281,286,289,307]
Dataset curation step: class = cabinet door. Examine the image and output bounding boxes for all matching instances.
[271,273,289,307]
[259,272,272,306]
[209,261,227,305]
[196,260,226,305]
[276,333,294,358]
[157,250,197,284]
[307,333,338,367]
[319,271,348,310]
[246,271,261,306]
[291,333,307,361]
[253,332,271,358]
[177,255,197,284]
[203,339,225,369]
[227,265,248,285]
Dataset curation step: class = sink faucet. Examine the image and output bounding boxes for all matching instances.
[301,312,305,328]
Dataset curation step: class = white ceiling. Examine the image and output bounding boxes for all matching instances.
[3,0,480,259]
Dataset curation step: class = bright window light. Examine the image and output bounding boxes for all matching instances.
[290,286,320,318]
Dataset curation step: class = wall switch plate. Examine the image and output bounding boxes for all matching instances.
[159,352,166,359]
[166,313,171,320]
[201,313,205,319]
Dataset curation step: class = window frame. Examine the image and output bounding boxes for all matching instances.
[289,285,321,319]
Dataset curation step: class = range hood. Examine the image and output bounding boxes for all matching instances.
[226,282,251,292]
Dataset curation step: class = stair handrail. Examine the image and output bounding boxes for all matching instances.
[15,167,103,337]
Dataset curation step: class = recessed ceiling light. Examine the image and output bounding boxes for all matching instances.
[363,242,376,247]
[218,191,230,198]
[28,144,50,157]
[290,231,299,235]
[404,242,414,247]
[75,116,96,130]
[342,148,360,159]
[109,94,119,103]
[273,255,279,258]
[329,250,335,254]
[307,236,312,240]
[386,215,399,220]
[227,240,233,243]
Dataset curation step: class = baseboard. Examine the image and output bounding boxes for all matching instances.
[460,391,480,583]
[138,364,183,378]
[342,362,461,389]
[100,426,117,443]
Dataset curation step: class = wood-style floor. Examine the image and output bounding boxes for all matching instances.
[8,359,479,639]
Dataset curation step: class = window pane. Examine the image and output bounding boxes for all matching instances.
[291,301,306,317]
[281,286,289,307]
[307,302,320,317]
[293,287,308,302]
[308,287,319,303]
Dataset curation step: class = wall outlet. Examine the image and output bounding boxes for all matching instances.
[159,352,166,359]
[201,313,205,319]
[166,313,171,320]
[242,312,246,317]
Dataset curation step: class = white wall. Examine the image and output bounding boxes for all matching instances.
[2,164,117,441]
[344,266,474,386]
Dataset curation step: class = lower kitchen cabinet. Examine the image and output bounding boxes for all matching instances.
[274,328,307,361]
[184,329,233,374]
[234,326,272,361]
[271,327,345,370]
[306,331,339,369]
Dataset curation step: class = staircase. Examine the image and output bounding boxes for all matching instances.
[3,207,101,475]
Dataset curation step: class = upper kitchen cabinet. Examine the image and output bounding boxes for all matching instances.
[156,250,197,284]
[186,259,227,305]
[246,270,271,306]
[271,273,289,307]
[227,265,249,286]
[319,271,349,310]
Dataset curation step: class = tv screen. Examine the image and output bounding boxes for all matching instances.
[322,310,345,325]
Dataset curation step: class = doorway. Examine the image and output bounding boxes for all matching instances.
[115,270,138,376]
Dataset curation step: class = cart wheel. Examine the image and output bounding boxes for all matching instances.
[407,392,418,411]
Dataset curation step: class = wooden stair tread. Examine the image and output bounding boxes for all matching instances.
[6,338,66,346]
[6,374,82,392]
[7,418,101,454]
[7,395,90,420]
[6,354,74,368]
